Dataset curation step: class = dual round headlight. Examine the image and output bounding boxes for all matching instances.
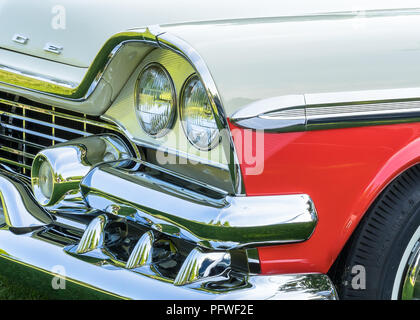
[135,64,219,150]
[135,64,176,138]
[180,76,219,150]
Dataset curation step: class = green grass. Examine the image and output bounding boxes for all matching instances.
[0,275,47,300]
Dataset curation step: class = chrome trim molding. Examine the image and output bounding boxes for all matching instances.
[230,88,420,132]
[231,95,306,132]
[157,33,245,195]
[0,28,161,101]
[0,63,79,91]
[80,161,318,250]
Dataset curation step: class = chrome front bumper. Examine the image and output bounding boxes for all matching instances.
[0,169,338,300]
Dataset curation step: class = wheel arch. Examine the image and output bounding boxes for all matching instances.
[329,136,420,278]
[337,137,420,256]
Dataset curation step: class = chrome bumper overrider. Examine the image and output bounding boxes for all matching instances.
[0,168,337,300]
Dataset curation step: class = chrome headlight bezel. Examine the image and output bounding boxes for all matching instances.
[179,74,220,151]
[134,63,177,138]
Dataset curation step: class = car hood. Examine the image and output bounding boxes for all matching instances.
[0,0,417,68]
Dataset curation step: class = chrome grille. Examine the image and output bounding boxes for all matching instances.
[0,92,126,176]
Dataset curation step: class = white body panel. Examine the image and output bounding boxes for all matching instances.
[0,0,418,67]
[162,10,420,115]
[1,1,420,118]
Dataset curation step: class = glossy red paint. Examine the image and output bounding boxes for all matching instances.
[229,121,420,275]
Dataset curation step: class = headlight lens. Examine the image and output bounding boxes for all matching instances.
[135,64,176,137]
[180,76,219,150]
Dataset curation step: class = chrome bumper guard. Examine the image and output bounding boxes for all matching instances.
[0,167,337,300]
[80,160,318,250]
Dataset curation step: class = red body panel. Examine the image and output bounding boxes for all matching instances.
[229,121,420,274]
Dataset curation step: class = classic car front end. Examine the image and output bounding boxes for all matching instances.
[0,1,419,300]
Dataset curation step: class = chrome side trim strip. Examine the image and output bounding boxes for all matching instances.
[230,95,306,132]
[80,161,318,250]
[306,100,420,130]
[230,88,420,132]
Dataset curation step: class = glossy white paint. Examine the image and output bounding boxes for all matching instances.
[0,3,420,124]
[161,9,420,116]
[0,0,419,67]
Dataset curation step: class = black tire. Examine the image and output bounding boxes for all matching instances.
[336,164,420,299]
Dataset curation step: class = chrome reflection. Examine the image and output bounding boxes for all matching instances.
[0,27,161,101]
[0,169,337,299]
[0,171,52,228]
[231,88,420,133]
[81,161,318,250]
[157,32,245,195]
[401,240,420,300]
[76,214,108,254]
[0,205,4,226]
[174,248,230,286]
[126,231,154,269]
[230,95,306,132]
[0,223,338,299]
[31,134,132,207]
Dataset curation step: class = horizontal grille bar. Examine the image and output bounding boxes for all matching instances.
[0,157,31,170]
[0,110,90,137]
[0,145,35,159]
[0,92,127,176]
[1,123,67,143]
[0,133,45,149]
[0,98,118,130]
